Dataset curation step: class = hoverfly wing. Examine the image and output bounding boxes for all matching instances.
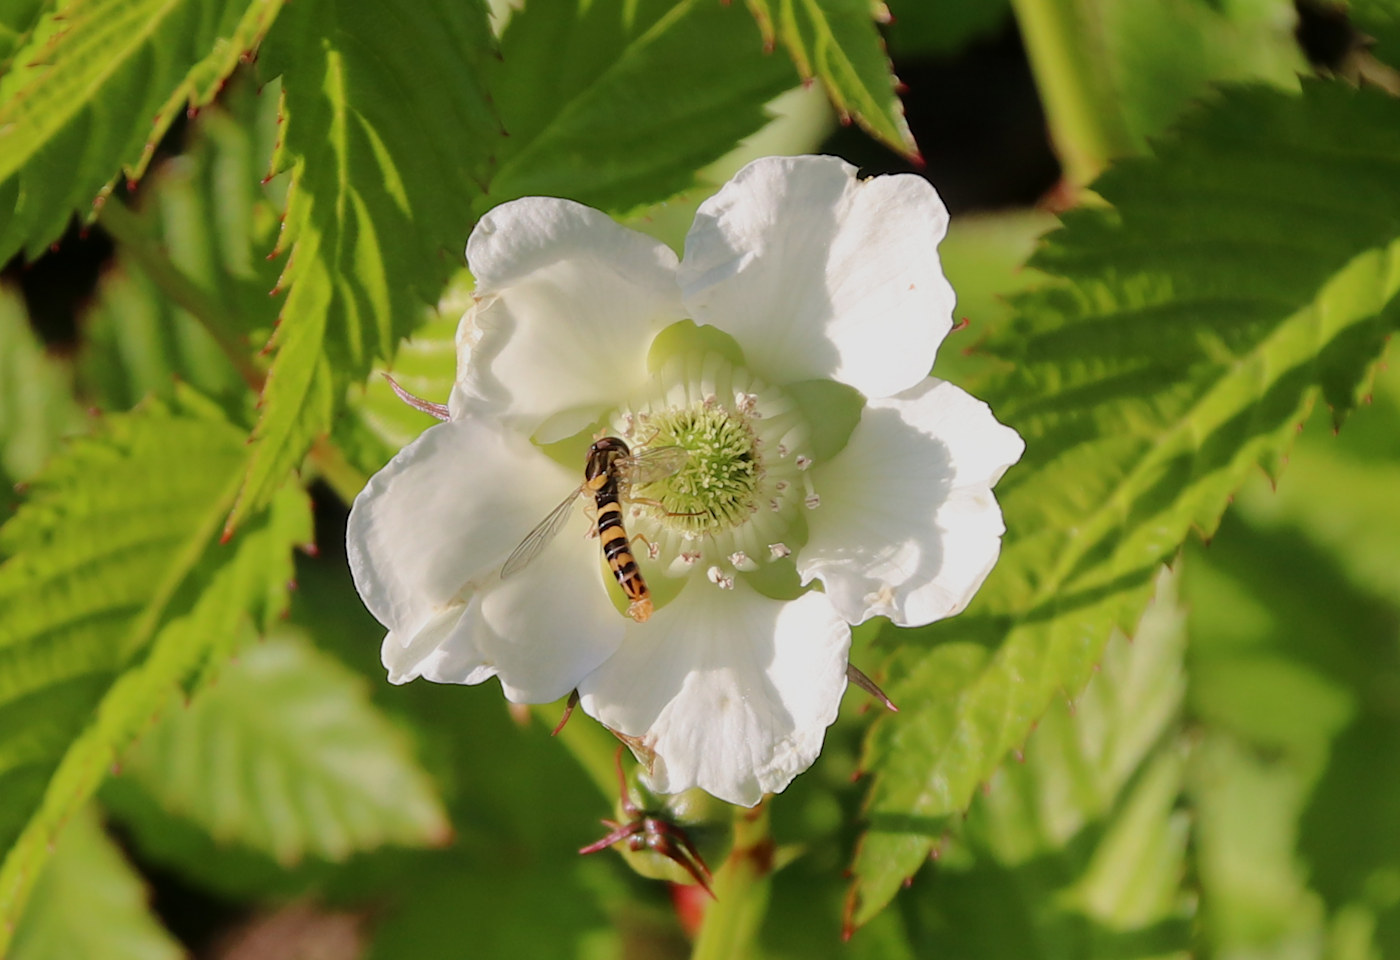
[500,484,585,579]
[624,445,688,486]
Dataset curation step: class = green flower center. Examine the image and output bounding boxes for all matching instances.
[637,404,760,536]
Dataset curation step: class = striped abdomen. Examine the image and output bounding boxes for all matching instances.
[586,438,652,623]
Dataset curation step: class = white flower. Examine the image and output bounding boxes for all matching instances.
[347,155,1024,807]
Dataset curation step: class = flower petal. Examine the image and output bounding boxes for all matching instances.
[346,416,577,641]
[679,155,954,399]
[797,378,1024,626]
[478,520,628,703]
[381,600,493,686]
[577,581,850,806]
[453,197,685,440]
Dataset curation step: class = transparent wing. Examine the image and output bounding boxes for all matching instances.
[621,445,688,486]
[500,485,585,579]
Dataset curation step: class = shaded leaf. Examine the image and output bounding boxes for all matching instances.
[745,0,915,156]
[882,0,1011,58]
[1352,0,1400,67]
[850,80,1400,924]
[9,807,181,960]
[0,391,312,952]
[120,630,449,865]
[480,0,798,214]
[0,0,286,262]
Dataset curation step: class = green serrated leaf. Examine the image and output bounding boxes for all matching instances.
[0,392,312,953]
[884,574,1191,958]
[882,0,1011,58]
[1097,0,1303,150]
[0,0,286,262]
[236,0,802,527]
[0,284,81,489]
[0,0,49,72]
[481,0,799,214]
[9,806,181,960]
[80,76,284,415]
[746,0,915,157]
[120,630,449,864]
[1182,367,1400,955]
[225,0,499,532]
[849,80,1400,925]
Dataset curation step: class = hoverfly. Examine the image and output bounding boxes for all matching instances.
[501,437,687,622]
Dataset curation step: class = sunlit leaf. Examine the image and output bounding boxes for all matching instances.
[119,630,449,864]
[1184,366,1400,956]
[0,0,286,262]
[223,0,499,532]
[9,807,181,960]
[745,0,916,157]
[0,285,80,490]
[0,390,312,952]
[1093,0,1302,150]
[883,577,1191,957]
[81,78,284,414]
[849,80,1400,924]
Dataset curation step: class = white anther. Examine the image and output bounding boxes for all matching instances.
[680,551,702,565]
[769,499,781,512]
[777,444,789,457]
[728,551,757,572]
[647,542,661,560]
[703,392,718,407]
[795,455,813,471]
[707,566,735,590]
[805,493,821,509]
[735,391,759,415]
[768,542,791,560]
[775,480,788,492]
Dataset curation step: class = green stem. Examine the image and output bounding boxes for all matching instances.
[96,199,266,391]
[1010,0,1136,189]
[692,802,773,960]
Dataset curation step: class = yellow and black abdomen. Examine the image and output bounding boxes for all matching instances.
[586,438,653,622]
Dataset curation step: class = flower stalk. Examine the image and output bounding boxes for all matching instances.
[690,802,773,960]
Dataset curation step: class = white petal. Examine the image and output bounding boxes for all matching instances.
[679,155,954,399]
[797,379,1024,626]
[577,581,850,807]
[478,518,628,703]
[381,600,492,686]
[346,416,577,640]
[452,197,685,439]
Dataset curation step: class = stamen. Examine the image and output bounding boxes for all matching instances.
[768,543,791,560]
[706,566,735,590]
